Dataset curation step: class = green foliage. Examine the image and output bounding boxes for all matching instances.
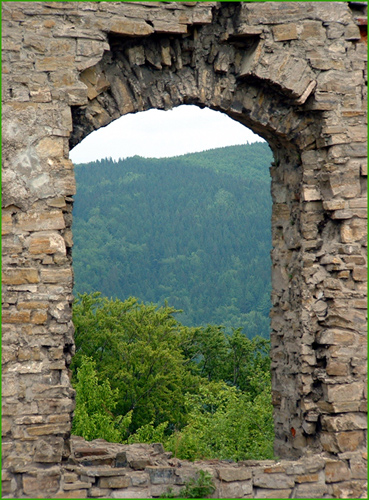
[71,293,274,461]
[72,292,201,433]
[160,470,215,498]
[165,379,274,461]
[73,142,273,338]
[71,355,132,442]
[128,421,169,445]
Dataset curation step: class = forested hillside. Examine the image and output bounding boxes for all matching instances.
[73,142,273,338]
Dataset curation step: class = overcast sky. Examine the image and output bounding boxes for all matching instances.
[69,105,263,164]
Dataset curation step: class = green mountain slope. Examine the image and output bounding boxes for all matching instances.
[72,142,273,338]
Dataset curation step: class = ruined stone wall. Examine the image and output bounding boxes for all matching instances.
[1,2,367,498]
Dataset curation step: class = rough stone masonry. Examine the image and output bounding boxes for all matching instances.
[1,1,367,498]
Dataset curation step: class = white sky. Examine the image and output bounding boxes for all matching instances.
[69,105,263,164]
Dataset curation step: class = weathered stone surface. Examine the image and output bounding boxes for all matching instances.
[321,414,367,432]
[253,473,295,489]
[218,480,253,498]
[17,211,65,232]
[217,467,252,482]
[2,268,39,285]
[325,460,351,483]
[99,476,131,489]
[2,1,367,497]
[28,232,66,255]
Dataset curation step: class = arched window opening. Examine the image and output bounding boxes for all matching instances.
[69,105,275,461]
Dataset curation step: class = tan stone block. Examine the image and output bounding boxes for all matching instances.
[300,21,326,40]
[323,200,346,210]
[35,55,75,72]
[254,489,293,499]
[63,481,92,491]
[17,211,65,232]
[29,231,66,255]
[326,360,349,376]
[55,490,87,498]
[27,423,70,436]
[350,460,367,479]
[318,329,356,346]
[40,268,72,284]
[2,310,31,323]
[217,467,252,482]
[341,219,367,243]
[47,197,67,208]
[272,23,298,41]
[36,136,65,158]
[325,460,351,482]
[2,213,13,235]
[323,382,364,403]
[321,414,367,432]
[302,187,321,201]
[253,473,295,489]
[23,474,60,496]
[99,476,131,489]
[295,473,319,483]
[2,268,39,285]
[17,347,41,361]
[293,482,328,498]
[352,267,367,281]
[218,480,252,498]
[107,18,154,37]
[17,301,48,310]
[336,431,366,452]
[88,487,112,498]
[2,347,17,364]
[31,311,48,324]
[1,418,12,436]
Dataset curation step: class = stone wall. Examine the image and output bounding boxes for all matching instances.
[2,1,367,498]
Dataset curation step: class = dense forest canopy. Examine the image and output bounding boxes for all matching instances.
[71,293,274,461]
[72,142,273,338]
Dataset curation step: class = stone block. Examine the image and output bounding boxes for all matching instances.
[217,467,252,482]
[321,431,365,453]
[107,18,154,37]
[326,360,349,376]
[112,488,154,498]
[302,187,321,201]
[293,482,328,498]
[253,473,295,489]
[35,55,75,72]
[147,467,175,485]
[317,329,357,346]
[40,268,73,284]
[2,268,39,285]
[63,481,93,490]
[272,24,298,41]
[88,487,112,498]
[350,459,367,479]
[295,473,320,483]
[99,476,131,489]
[254,488,293,498]
[27,424,70,436]
[29,232,66,255]
[23,473,60,496]
[17,211,65,232]
[323,382,364,403]
[352,267,367,281]
[325,460,351,482]
[2,309,31,323]
[2,212,13,235]
[55,490,87,498]
[218,480,252,498]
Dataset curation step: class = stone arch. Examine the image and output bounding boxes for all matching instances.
[2,2,367,498]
